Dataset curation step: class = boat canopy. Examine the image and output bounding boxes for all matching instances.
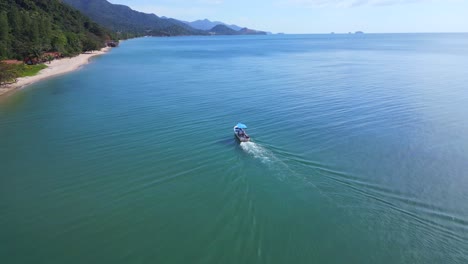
[236,123,247,129]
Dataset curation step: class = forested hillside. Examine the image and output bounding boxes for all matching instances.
[63,0,207,37]
[0,0,115,60]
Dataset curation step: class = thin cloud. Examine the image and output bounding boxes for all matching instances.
[132,5,218,20]
[198,0,224,4]
[284,0,452,8]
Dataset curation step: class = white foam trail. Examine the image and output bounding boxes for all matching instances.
[240,142,295,182]
[240,142,337,204]
[240,142,272,163]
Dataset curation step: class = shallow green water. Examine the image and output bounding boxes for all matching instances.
[1,34,468,263]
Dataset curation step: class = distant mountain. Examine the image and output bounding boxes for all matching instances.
[208,25,267,36]
[63,0,206,37]
[209,25,239,35]
[185,19,242,31]
[63,0,267,37]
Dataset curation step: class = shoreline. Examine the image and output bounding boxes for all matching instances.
[0,47,111,98]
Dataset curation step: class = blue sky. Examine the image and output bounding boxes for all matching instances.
[108,0,468,33]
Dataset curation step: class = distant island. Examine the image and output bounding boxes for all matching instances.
[329,31,363,35]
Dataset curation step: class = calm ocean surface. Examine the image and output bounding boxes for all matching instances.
[1,34,468,263]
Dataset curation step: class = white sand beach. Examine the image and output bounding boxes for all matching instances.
[0,47,111,97]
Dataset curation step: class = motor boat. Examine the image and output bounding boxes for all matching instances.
[234,123,250,142]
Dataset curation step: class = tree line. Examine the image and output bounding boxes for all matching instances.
[0,0,118,61]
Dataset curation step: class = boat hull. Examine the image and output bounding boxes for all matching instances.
[234,126,250,142]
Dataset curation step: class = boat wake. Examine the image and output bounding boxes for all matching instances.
[239,142,273,163]
[239,141,301,183]
[239,141,334,197]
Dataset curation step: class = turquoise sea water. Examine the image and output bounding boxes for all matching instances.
[1,34,468,263]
